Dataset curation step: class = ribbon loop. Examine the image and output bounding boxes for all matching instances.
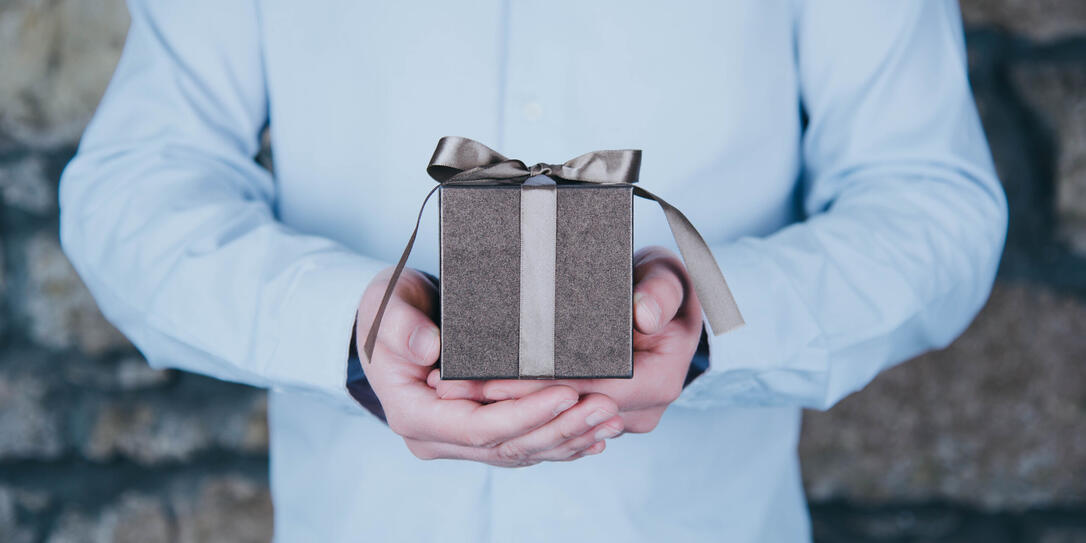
[362,137,743,363]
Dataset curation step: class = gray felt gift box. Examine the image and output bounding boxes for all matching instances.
[439,181,634,379]
[362,137,744,382]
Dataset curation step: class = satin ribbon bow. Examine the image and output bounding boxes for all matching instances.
[363,136,743,362]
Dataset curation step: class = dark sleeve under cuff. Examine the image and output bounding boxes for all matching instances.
[347,324,387,424]
[684,326,710,388]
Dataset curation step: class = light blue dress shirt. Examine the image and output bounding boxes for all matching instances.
[59,1,1007,541]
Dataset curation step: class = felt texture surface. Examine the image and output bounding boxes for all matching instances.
[554,185,633,378]
[439,184,632,379]
[439,186,521,379]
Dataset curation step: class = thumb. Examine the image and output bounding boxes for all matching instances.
[364,296,441,366]
[633,249,686,334]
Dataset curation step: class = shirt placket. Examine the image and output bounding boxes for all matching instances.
[489,1,575,542]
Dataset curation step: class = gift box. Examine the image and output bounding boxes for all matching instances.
[440,180,633,379]
[363,137,745,380]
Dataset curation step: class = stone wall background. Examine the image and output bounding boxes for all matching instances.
[0,1,1083,541]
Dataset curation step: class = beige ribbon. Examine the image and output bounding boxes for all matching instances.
[362,136,744,363]
[518,176,557,377]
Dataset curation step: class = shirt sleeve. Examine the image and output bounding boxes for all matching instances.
[58,0,384,413]
[675,1,1007,410]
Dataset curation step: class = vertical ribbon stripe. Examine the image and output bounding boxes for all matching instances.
[518,177,557,377]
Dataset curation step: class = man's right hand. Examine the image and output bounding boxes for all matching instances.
[356,268,624,467]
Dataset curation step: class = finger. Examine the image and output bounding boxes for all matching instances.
[403,409,617,467]
[481,379,587,401]
[566,440,606,460]
[430,370,490,401]
[490,352,682,411]
[435,378,489,402]
[365,341,432,388]
[401,437,541,468]
[531,415,623,462]
[404,385,580,447]
[375,296,441,366]
[633,249,687,335]
[493,393,620,463]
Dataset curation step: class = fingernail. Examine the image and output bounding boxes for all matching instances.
[408,325,439,359]
[594,425,621,441]
[585,443,605,455]
[553,399,577,416]
[585,408,614,427]
[634,292,660,331]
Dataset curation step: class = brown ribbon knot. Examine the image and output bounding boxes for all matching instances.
[362,136,744,362]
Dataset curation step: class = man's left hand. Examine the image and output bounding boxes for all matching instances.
[430,246,704,435]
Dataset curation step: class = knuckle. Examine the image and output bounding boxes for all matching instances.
[397,271,438,310]
[597,396,622,415]
[582,393,618,411]
[464,429,495,449]
[495,441,528,463]
[436,383,458,400]
[554,448,581,461]
[491,458,538,469]
[568,440,597,457]
[558,424,581,441]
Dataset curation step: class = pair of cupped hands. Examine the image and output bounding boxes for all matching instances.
[355,247,703,468]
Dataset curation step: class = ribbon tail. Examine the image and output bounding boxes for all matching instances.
[633,187,745,336]
[362,184,441,362]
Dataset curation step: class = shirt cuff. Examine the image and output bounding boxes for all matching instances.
[673,239,819,409]
[263,250,388,414]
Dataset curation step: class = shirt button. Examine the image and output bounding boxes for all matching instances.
[522,101,544,121]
